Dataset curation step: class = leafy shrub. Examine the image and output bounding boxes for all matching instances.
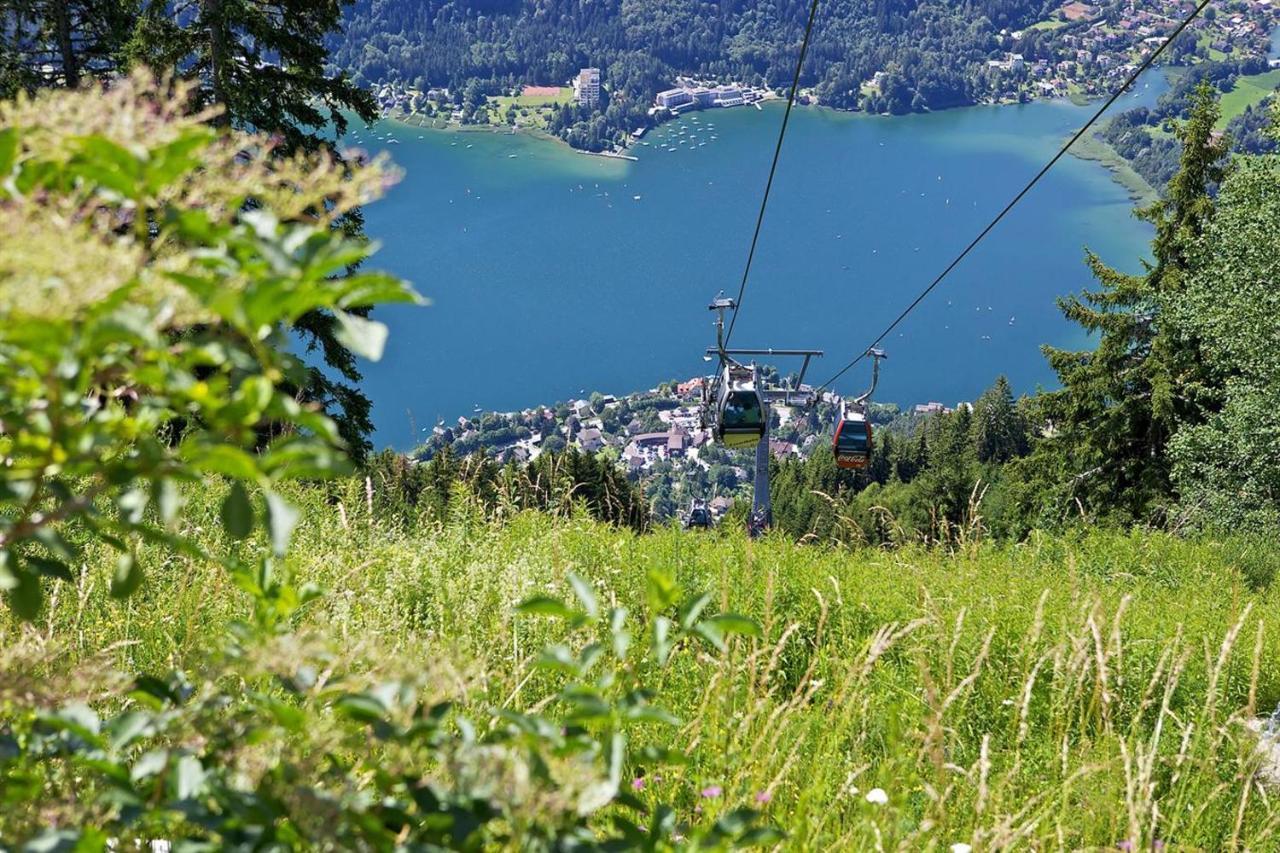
[0,72,420,620]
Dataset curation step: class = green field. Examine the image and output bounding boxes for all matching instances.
[5,480,1280,848]
[486,87,575,129]
[1028,18,1068,31]
[1216,69,1280,129]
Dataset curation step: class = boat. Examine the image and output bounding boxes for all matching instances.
[508,153,517,158]
[633,194,641,200]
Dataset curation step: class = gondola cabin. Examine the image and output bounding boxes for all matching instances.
[833,410,872,469]
[714,365,765,449]
[685,500,712,529]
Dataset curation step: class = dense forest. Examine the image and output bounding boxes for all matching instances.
[333,0,1057,148]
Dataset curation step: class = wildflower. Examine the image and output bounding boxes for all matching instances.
[755,790,772,804]
[701,785,723,798]
[1115,843,1133,852]
[951,845,972,853]
[631,777,645,791]
[865,788,888,805]
[1153,843,1165,851]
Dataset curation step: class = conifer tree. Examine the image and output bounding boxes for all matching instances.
[972,375,1027,464]
[0,0,135,93]
[2,0,382,456]
[1038,83,1229,522]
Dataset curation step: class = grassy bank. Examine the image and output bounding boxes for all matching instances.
[5,481,1280,848]
[1069,130,1160,206]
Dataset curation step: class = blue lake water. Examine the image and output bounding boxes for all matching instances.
[347,86,1169,448]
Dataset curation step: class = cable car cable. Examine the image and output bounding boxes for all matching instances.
[814,0,1211,393]
[722,0,823,350]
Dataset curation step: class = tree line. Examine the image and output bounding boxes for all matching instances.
[334,0,1056,150]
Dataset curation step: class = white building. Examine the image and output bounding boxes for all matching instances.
[656,88,693,109]
[575,67,601,109]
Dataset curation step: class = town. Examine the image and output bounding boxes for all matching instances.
[943,0,1280,106]
[413,378,969,521]
[367,0,1279,144]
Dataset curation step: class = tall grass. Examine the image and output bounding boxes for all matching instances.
[5,481,1279,849]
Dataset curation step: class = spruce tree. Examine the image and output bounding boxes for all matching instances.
[2,0,382,457]
[1038,83,1229,522]
[972,375,1027,464]
[0,0,135,93]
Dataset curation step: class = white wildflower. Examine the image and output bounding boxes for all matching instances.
[865,787,888,805]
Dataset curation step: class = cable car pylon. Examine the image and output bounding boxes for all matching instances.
[700,294,823,537]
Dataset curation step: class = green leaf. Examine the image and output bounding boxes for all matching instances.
[183,443,261,480]
[735,826,787,847]
[716,807,759,835]
[34,527,78,561]
[692,620,726,653]
[652,616,673,666]
[26,556,73,583]
[536,644,579,673]
[117,488,149,525]
[333,310,390,361]
[608,731,625,788]
[170,754,206,800]
[264,492,300,557]
[678,591,713,629]
[0,551,17,591]
[221,483,254,540]
[568,572,599,619]
[705,613,762,638]
[107,711,153,751]
[56,702,101,736]
[130,748,169,782]
[516,595,576,619]
[0,127,17,181]
[155,478,181,527]
[7,563,42,621]
[110,553,143,599]
[335,692,388,723]
[645,566,679,614]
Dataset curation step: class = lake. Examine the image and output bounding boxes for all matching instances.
[347,84,1169,448]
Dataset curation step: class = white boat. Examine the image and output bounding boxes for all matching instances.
[633,195,641,200]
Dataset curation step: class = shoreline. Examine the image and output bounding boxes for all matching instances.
[375,92,1159,200]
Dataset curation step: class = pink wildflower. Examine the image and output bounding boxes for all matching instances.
[700,785,723,798]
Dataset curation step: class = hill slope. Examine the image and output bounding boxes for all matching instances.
[6,481,1280,847]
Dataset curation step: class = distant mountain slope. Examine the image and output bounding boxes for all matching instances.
[334,0,1053,118]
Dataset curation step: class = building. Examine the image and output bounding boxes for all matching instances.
[656,88,693,109]
[576,427,605,453]
[575,68,601,109]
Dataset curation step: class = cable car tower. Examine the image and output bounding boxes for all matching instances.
[701,295,823,537]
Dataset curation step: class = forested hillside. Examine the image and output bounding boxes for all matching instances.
[334,0,1054,146]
